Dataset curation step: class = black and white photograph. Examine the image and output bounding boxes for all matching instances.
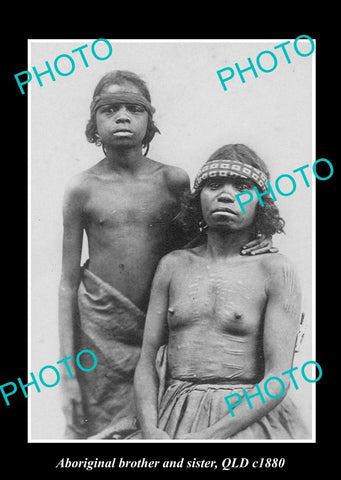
[3,31,335,474]
[28,38,315,442]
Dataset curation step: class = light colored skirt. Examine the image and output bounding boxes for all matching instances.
[158,379,310,440]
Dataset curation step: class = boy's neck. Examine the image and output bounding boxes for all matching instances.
[104,145,146,174]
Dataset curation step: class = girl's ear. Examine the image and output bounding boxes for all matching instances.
[94,133,102,146]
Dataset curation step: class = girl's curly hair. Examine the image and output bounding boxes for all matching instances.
[85,70,159,154]
[178,144,285,241]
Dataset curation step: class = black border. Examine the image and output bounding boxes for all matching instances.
[3,21,335,476]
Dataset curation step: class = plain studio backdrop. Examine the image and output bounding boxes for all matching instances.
[29,39,314,441]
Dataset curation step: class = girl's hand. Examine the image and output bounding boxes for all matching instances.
[240,234,278,256]
[143,427,171,439]
[179,427,221,440]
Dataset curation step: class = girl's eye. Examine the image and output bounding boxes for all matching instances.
[205,179,253,191]
[237,183,250,191]
[207,181,222,190]
[234,179,253,191]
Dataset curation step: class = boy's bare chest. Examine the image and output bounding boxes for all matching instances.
[84,178,177,226]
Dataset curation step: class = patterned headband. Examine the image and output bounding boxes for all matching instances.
[193,160,268,192]
[90,91,156,116]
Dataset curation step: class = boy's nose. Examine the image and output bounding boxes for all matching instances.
[115,106,131,121]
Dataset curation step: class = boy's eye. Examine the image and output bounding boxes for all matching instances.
[126,104,145,113]
[100,104,145,115]
[101,105,120,114]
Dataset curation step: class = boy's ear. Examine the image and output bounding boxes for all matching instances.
[143,119,160,147]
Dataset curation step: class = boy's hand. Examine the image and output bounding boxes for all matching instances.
[240,234,278,256]
[61,379,88,439]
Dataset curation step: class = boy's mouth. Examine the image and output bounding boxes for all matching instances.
[113,129,133,137]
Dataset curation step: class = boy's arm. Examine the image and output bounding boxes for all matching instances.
[58,177,86,438]
[166,165,191,197]
[134,255,173,439]
[182,256,302,439]
[164,166,191,251]
[241,234,278,256]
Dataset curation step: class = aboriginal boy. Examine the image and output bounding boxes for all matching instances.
[58,71,273,439]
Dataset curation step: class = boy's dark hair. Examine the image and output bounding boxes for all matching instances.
[85,70,159,154]
[178,144,285,240]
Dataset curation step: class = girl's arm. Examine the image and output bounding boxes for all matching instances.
[58,177,85,438]
[182,256,302,439]
[134,255,173,439]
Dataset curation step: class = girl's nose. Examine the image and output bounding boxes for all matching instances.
[217,184,235,202]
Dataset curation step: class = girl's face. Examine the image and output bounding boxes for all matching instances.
[200,176,258,231]
[95,82,149,149]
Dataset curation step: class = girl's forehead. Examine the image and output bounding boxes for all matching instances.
[204,176,253,186]
[102,82,141,95]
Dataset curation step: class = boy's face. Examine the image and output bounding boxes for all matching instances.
[200,177,258,231]
[95,82,149,149]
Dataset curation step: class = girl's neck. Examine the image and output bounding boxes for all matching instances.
[205,227,253,258]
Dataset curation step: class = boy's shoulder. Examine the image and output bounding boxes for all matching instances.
[164,163,190,185]
[65,160,106,189]
[148,158,190,190]
[64,169,92,192]
[63,166,101,204]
